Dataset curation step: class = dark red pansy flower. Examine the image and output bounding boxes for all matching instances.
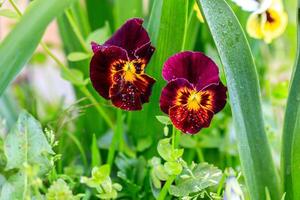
[90,18,156,111]
[159,51,227,134]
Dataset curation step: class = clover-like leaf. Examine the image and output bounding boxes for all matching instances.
[169,163,222,197]
[164,161,182,176]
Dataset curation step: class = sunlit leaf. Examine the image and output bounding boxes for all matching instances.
[169,163,222,197]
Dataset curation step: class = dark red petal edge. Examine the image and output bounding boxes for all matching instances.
[90,46,128,99]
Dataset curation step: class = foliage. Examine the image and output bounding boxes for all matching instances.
[0,0,298,199]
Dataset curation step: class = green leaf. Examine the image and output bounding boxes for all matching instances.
[197,0,280,199]
[91,134,102,167]
[157,138,183,162]
[67,52,91,62]
[155,116,172,125]
[147,0,163,45]
[0,9,19,19]
[282,5,300,199]
[85,0,114,31]
[136,136,153,152]
[61,68,88,86]
[85,23,111,47]
[1,111,54,199]
[164,161,182,176]
[169,163,222,197]
[0,0,77,96]
[114,0,143,28]
[46,179,78,200]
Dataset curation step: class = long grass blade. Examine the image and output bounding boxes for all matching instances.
[281,2,300,199]
[197,0,280,199]
[0,0,77,96]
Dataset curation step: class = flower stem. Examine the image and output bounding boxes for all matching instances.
[172,126,176,149]
[157,175,176,200]
[65,9,89,52]
[8,0,21,16]
[79,86,114,129]
[172,126,180,149]
[107,109,123,168]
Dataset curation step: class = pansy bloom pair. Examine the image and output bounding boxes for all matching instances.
[90,18,227,134]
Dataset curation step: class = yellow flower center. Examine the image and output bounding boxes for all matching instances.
[187,91,202,111]
[123,62,136,82]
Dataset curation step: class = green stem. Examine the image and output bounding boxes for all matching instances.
[79,86,114,129]
[172,126,180,149]
[172,126,176,149]
[196,148,204,162]
[8,0,22,16]
[107,109,123,168]
[157,175,176,200]
[217,173,226,196]
[65,9,89,52]
[66,131,88,168]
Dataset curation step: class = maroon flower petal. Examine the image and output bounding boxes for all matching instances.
[159,78,194,114]
[169,105,214,134]
[90,46,128,99]
[133,74,156,103]
[110,83,142,110]
[134,42,155,64]
[200,82,227,114]
[109,73,155,110]
[104,18,151,59]
[162,51,220,90]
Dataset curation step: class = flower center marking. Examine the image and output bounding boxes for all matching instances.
[124,61,137,82]
[187,91,202,111]
[266,10,275,23]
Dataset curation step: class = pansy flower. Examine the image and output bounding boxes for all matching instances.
[159,52,227,134]
[246,0,288,43]
[90,18,156,110]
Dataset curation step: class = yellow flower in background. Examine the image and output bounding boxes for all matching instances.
[246,0,288,43]
[193,3,204,23]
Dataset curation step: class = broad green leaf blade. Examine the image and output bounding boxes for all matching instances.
[114,0,143,28]
[147,0,163,45]
[129,0,189,142]
[0,90,19,128]
[197,0,280,199]
[282,4,300,199]
[0,0,77,96]
[85,0,114,31]
[1,111,53,199]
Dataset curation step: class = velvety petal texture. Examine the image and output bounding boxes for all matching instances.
[160,51,227,134]
[162,51,219,90]
[90,18,156,111]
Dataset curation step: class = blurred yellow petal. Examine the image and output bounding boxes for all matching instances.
[261,8,288,43]
[193,3,204,23]
[246,13,263,39]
